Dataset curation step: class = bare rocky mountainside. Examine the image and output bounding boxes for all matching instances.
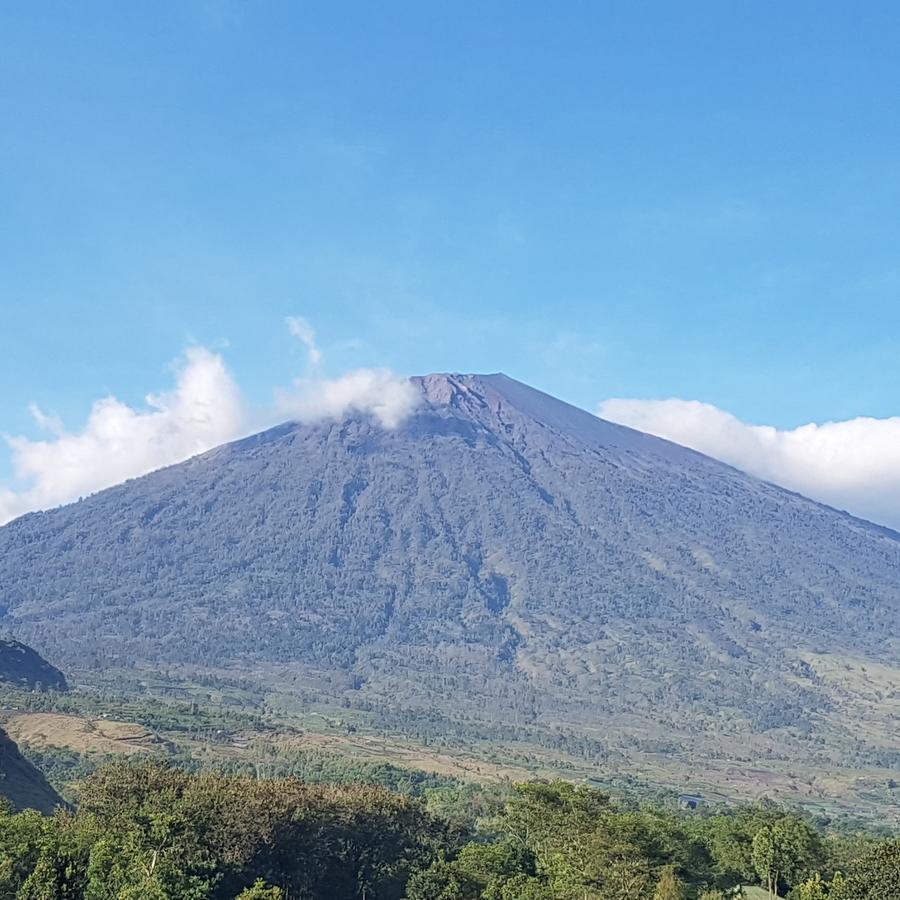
[1,373,899,780]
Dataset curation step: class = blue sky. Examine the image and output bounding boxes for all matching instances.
[2,2,900,525]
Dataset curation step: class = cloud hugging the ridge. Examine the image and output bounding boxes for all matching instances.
[0,347,245,525]
[277,314,419,426]
[599,397,900,531]
[0,318,419,525]
[275,368,420,430]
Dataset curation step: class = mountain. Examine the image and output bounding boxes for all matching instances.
[1,373,899,777]
[0,639,67,692]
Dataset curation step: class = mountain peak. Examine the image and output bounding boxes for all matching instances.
[412,371,693,461]
[414,371,584,423]
[414,372,496,406]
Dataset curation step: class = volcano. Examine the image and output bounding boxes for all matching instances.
[1,373,898,766]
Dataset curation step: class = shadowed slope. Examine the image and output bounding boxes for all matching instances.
[0,639,67,692]
[0,727,62,814]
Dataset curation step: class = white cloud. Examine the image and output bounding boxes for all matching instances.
[599,397,900,531]
[0,347,246,525]
[285,315,322,367]
[275,368,420,429]
[0,318,420,524]
[279,315,418,428]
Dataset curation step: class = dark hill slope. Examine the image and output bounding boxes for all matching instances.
[0,727,61,814]
[1,373,898,744]
[0,639,67,692]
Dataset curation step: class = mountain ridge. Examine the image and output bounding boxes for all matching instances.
[6,371,897,541]
[418,373,900,537]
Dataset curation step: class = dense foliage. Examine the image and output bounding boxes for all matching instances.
[20,742,462,806]
[0,765,896,899]
[0,762,448,899]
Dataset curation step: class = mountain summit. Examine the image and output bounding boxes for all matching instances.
[1,373,898,771]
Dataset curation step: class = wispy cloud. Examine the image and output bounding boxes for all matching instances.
[277,316,418,428]
[0,319,419,525]
[285,315,323,368]
[599,397,900,531]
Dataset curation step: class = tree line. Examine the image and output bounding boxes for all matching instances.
[0,764,897,899]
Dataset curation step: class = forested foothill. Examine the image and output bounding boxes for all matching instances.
[0,764,897,899]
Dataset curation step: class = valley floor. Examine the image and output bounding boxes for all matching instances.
[2,662,898,828]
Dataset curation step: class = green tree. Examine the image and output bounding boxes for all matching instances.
[752,818,822,900]
[82,811,216,900]
[235,880,284,899]
[458,840,537,898]
[831,839,900,900]
[701,807,784,886]
[406,858,481,900]
[0,803,46,898]
[14,810,95,900]
[406,841,538,900]
[653,865,685,900]
[797,872,833,900]
[76,761,445,900]
[496,874,553,899]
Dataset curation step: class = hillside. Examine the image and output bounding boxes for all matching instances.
[1,373,899,785]
[0,726,62,813]
[0,640,67,813]
[0,639,67,692]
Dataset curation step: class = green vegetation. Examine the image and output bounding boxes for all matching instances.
[3,664,898,826]
[14,747,111,802]
[0,765,896,899]
[16,737,464,807]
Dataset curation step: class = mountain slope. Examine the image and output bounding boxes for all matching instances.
[0,726,61,813]
[0,639,67,692]
[0,373,898,769]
